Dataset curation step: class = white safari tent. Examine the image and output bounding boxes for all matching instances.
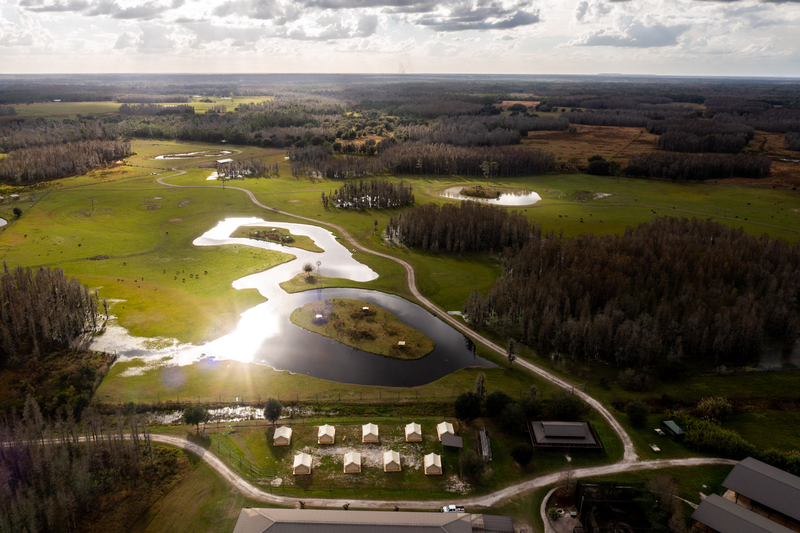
[318,424,335,444]
[437,421,455,441]
[383,450,402,472]
[362,423,379,443]
[273,426,292,446]
[405,422,422,442]
[292,453,312,475]
[424,453,443,476]
[343,451,361,473]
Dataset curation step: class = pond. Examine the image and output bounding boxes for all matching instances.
[92,218,493,387]
[752,339,800,369]
[438,186,541,206]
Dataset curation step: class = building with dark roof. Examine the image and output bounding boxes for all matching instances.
[662,420,685,438]
[691,457,800,532]
[692,495,795,533]
[231,509,514,533]
[528,421,602,451]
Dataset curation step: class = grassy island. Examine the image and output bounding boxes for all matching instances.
[290,298,435,360]
[232,226,323,252]
[460,185,500,199]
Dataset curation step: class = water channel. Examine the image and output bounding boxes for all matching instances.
[438,186,541,206]
[91,218,493,387]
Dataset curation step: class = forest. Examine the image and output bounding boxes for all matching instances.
[216,158,275,179]
[464,217,800,368]
[0,266,99,365]
[786,131,800,151]
[323,179,414,209]
[387,202,537,253]
[0,140,131,184]
[624,152,772,180]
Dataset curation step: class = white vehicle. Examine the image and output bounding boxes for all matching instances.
[441,505,466,513]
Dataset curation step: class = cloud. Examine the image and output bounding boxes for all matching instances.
[20,0,174,19]
[24,0,89,12]
[356,14,378,37]
[416,3,541,32]
[114,31,135,48]
[0,31,35,46]
[575,1,613,23]
[112,2,170,19]
[568,20,690,47]
[135,25,175,52]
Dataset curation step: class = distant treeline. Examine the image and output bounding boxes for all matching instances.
[118,103,195,116]
[388,202,537,253]
[624,152,771,180]
[0,106,14,116]
[395,115,568,147]
[288,147,378,179]
[0,266,98,364]
[323,179,414,209]
[379,143,554,177]
[467,217,800,367]
[0,140,131,184]
[116,94,192,104]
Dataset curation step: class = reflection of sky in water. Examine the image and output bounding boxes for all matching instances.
[439,186,541,206]
[91,217,493,386]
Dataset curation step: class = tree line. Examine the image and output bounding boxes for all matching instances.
[288,146,379,179]
[116,94,192,103]
[624,152,771,180]
[785,131,800,151]
[118,104,195,116]
[387,202,538,253]
[217,158,275,179]
[0,140,131,184]
[465,217,800,368]
[379,142,554,177]
[0,396,169,533]
[0,106,14,116]
[0,266,99,365]
[322,179,414,209]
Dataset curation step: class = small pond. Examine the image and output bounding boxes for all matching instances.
[752,339,800,369]
[439,186,541,206]
[93,218,493,387]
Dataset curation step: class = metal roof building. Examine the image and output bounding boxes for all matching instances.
[232,509,514,533]
[691,494,795,533]
[528,421,602,450]
[721,456,800,524]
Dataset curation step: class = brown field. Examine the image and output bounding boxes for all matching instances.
[736,131,800,188]
[522,124,657,162]
[498,100,540,109]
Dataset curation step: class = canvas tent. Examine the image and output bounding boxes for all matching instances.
[343,451,361,473]
[273,426,292,446]
[293,453,312,475]
[362,423,379,443]
[318,424,335,444]
[424,453,442,475]
[437,421,454,441]
[405,422,422,442]
[384,450,401,472]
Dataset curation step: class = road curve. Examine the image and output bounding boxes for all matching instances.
[150,433,732,510]
[156,173,638,463]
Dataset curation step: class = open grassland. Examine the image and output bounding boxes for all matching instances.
[726,410,800,452]
[3,96,272,121]
[523,124,658,163]
[290,298,436,360]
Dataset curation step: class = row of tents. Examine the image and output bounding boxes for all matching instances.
[292,451,443,476]
[274,421,456,446]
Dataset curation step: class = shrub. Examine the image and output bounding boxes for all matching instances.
[618,368,654,392]
[548,390,584,421]
[182,405,210,434]
[454,391,482,422]
[485,390,513,417]
[264,397,282,425]
[500,403,526,432]
[519,393,542,419]
[460,449,485,479]
[684,420,757,459]
[510,443,534,466]
[625,400,650,428]
[696,397,733,422]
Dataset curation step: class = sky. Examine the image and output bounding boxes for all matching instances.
[1,0,799,76]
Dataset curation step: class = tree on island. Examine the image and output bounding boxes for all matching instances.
[264,397,282,426]
[303,262,313,278]
[183,404,210,434]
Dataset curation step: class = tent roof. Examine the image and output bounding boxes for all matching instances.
[293,453,312,468]
[362,423,379,435]
[722,457,800,522]
[318,425,335,437]
[424,453,441,469]
[344,451,361,465]
[437,422,454,434]
[405,422,421,434]
[384,450,400,464]
[274,427,292,438]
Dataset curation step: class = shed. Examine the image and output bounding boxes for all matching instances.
[273,426,292,446]
[662,420,685,438]
[437,421,454,441]
[424,453,442,475]
[292,453,312,475]
[216,158,234,164]
[318,424,335,444]
[362,423,379,443]
[383,450,401,472]
[405,422,422,442]
[722,456,800,524]
[343,451,361,473]
[397,341,406,347]
[692,494,795,533]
